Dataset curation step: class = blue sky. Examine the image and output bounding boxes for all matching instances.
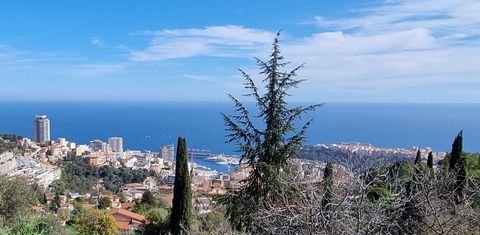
[0,0,479,103]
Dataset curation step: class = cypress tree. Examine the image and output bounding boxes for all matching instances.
[412,149,423,189]
[411,150,423,197]
[321,163,334,235]
[414,149,422,165]
[449,131,463,171]
[454,157,468,204]
[427,151,434,169]
[448,131,468,204]
[170,137,192,235]
[403,151,426,233]
[322,162,334,211]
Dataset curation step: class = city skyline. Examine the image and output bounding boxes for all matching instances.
[1,0,479,103]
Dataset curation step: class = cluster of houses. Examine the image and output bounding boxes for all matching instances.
[0,136,244,233]
[43,191,143,233]
[314,142,446,160]
[40,163,252,233]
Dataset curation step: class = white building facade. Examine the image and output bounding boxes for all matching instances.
[109,137,124,153]
[33,115,50,143]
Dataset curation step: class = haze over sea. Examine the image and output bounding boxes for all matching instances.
[0,102,479,155]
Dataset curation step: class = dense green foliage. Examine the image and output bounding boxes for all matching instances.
[0,177,37,223]
[131,190,160,214]
[0,134,24,154]
[98,197,111,210]
[141,190,156,206]
[464,153,480,178]
[0,214,69,235]
[0,176,72,235]
[75,208,118,235]
[53,156,153,193]
[367,185,391,201]
[144,208,170,235]
[221,33,320,231]
[441,152,480,178]
[170,137,192,235]
[388,160,414,182]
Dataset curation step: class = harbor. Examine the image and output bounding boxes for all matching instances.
[188,149,240,174]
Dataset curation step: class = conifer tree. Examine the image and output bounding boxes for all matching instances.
[170,137,192,235]
[411,150,423,197]
[322,162,334,211]
[448,131,468,205]
[414,149,422,165]
[449,131,463,171]
[455,157,468,204]
[403,150,425,233]
[427,151,434,169]
[222,32,320,231]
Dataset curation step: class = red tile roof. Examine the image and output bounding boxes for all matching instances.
[158,185,173,190]
[121,202,136,209]
[108,208,145,222]
[125,183,144,188]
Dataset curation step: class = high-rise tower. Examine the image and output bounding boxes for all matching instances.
[160,144,175,162]
[108,137,124,153]
[33,115,50,143]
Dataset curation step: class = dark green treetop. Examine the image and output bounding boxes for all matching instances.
[141,190,157,207]
[414,149,422,165]
[427,151,434,169]
[450,130,463,171]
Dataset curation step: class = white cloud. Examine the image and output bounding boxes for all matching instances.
[91,38,105,47]
[0,44,125,79]
[91,37,129,51]
[131,25,275,61]
[183,74,220,82]
[66,63,126,78]
[278,0,480,95]
[128,0,480,101]
[0,45,82,66]
[314,0,480,41]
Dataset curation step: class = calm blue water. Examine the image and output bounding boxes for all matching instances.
[0,102,479,158]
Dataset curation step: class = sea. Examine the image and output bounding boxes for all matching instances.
[0,102,479,172]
